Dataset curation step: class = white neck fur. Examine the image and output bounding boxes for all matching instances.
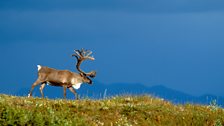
[72,83,82,89]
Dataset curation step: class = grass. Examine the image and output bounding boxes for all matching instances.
[0,94,224,126]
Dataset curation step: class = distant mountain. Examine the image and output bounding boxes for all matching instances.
[15,81,224,107]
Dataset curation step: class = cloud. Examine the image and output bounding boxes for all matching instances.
[0,0,224,13]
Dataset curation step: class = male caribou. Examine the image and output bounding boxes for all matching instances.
[28,49,96,99]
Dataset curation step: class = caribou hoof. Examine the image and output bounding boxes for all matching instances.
[28,94,32,98]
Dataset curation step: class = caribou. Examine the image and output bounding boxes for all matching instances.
[28,49,96,99]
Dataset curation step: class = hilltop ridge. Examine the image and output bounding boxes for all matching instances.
[0,94,223,125]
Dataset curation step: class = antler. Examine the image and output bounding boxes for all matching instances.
[72,48,96,78]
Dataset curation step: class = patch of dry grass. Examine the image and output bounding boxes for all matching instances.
[0,94,223,126]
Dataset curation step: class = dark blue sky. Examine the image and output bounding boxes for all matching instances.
[1,0,224,96]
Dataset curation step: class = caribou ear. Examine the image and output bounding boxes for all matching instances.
[79,72,85,77]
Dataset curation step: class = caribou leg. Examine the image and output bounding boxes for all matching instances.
[40,82,46,98]
[28,79,43,97]
[63,85,67,99]
[68,87,78,100]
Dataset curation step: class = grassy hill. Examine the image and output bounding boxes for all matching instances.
[0,94,224,126]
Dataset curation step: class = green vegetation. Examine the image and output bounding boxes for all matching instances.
[0,94,224,126]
